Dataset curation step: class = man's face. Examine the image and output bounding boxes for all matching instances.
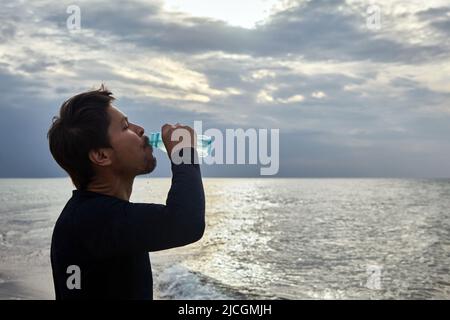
[107,105,156,176]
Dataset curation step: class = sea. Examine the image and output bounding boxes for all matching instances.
[0,177,449,299]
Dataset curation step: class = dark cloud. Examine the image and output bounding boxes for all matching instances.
[0,23,16,42]
[36,0,448,63]
[432,19,450,34]
[416,6,450,37]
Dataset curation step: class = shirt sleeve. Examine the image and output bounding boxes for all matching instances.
[75,147,205,259]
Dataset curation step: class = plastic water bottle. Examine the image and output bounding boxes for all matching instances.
[148,132,212,157]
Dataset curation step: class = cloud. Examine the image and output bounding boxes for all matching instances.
[35,0,447,64]
[312,91,326,99]
[278,94,305,104]
[0,0,449,177]
[0,23,16,42]
[416,6,450,36]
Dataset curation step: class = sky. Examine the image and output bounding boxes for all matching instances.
[0,0,449,178]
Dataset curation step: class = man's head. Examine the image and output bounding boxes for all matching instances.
[47,85,156,190]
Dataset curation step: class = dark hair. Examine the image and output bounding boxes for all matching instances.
[47,85,115,190]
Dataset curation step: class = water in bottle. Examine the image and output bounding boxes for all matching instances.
[148,132,212,157]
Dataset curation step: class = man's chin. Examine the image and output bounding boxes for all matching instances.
[145,158,157,174]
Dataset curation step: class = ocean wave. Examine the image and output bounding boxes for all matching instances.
[154,264,233,300]
[154,263,283,300]
[154,263,280,300]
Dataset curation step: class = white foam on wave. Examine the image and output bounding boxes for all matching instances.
[154,264,232,300]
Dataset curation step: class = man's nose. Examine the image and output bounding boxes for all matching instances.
[134,124,144,137]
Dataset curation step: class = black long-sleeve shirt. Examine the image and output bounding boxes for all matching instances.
[50,148,205,299]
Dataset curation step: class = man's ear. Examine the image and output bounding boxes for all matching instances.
[88,148,113,167]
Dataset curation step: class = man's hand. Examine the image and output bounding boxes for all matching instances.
[161,123,197,161]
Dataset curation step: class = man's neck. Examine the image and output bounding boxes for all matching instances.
[86,174,134,201]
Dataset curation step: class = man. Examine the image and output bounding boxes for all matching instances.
[47,85,205,299]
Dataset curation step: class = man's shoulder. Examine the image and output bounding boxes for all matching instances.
[52,195,126,248]
[56,194,127,228]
